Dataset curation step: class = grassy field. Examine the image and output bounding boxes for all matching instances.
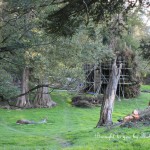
[0,85,150,150]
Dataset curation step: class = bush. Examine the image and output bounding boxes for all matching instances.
[0,69,20,100]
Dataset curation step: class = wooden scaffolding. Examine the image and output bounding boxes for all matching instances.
[83,55,138,98]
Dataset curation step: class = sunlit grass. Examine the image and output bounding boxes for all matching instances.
[0,86,150,150]
[141,84,150,91]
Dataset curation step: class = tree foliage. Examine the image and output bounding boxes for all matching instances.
[0,0,149,103]
[140,37,150,60]
[44,0,149,36]
[0,67,20,100]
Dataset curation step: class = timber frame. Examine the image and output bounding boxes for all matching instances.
[83,51,140,99]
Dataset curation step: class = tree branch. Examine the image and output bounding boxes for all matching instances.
[0,44,26,53]
[10,84,59,100]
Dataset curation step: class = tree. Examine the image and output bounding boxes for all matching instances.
[96,59,122,126]
[0,0,57,107]
[34,79,56,108]
[16,67,31,107]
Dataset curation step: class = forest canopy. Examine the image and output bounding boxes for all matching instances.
[44,0,150,36]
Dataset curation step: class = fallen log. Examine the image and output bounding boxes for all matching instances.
[105,105,150,130]
[16,119,47,124]
[116,105,150,128]
[138,107,150,116]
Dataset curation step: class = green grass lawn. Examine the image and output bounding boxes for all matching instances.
[141,85,150,91]
[0,85,150,150]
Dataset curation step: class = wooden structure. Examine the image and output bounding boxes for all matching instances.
[83,51,140,98]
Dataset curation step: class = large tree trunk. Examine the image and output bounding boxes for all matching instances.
[16,67,31,108]
[96,59,122,127]
[34,80,56,108]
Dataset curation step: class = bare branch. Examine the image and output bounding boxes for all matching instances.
[10,84,59,100]
[83,0,89,25]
